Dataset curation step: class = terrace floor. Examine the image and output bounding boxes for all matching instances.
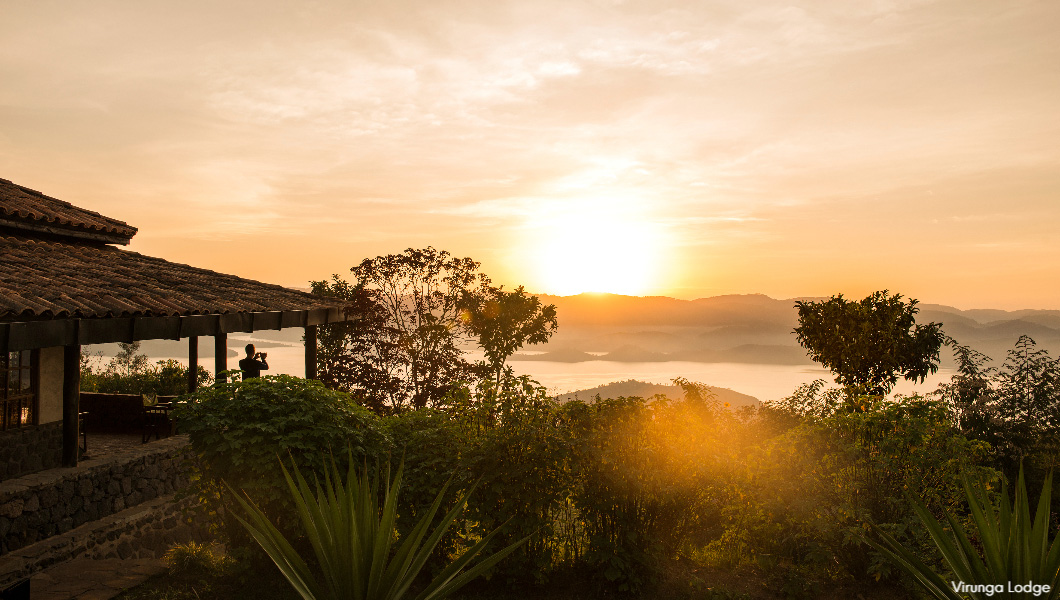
[32,557,166,600]
[80,433,150,461]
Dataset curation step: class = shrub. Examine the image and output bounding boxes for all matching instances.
[230,456,528,600]
[172,374,391,543]
[164,542,232,576]
[384,374,578,584]
[569,392,738,592]
[81,342,212,395]
[384,407,470,573]
[742,388,998,587]
[867,468,1060,600]
[455,375,578,583]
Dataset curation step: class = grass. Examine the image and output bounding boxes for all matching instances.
[116,541,917,600]
[116,543,296,600]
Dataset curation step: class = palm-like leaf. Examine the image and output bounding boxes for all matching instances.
[228,456,528,600]
[864,468,1060,600]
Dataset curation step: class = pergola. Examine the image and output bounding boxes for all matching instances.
[0,177,352,472]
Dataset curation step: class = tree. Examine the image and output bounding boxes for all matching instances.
[462,285,558,391]
[794,290,944,395]
[310,276,405,411]
[994,335,1060,436]
[312,247,558,412]
[933,337,997,438]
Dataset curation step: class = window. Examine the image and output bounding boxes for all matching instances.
[1,350,37,430]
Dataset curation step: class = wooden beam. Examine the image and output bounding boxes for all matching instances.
[220,313,253,334]
[252,311,283,331]
[179,314,219,338]
[7,320,76,351]
[133,316,181,341]
[79,318,134,344]
[214,333,227,383]
[281,310,308,329]
[188,336,199,393]
[62,344,81,467]
[305,325,317,380]
[1,310,355,352]
[306,308,329,326]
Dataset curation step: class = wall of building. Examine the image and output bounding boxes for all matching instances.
[0,436,190,556]
[37,346,64,425]
[0,423,62,483]
[0,346,66,482]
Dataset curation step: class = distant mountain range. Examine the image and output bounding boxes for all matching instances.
[513,293,1060,370]
[555,379,760,407]
[93,293,1060,376]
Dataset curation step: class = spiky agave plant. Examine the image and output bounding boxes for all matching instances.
[865,469,1060,600]
[229,456,527,600]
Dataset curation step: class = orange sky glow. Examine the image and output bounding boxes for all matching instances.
[2,1,1058,309]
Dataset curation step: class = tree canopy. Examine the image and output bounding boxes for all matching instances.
[462,285,558,389]
[794,290,945,395]
[311,247,557,411]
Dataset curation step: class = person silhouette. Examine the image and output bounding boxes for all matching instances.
[238,343,269,379]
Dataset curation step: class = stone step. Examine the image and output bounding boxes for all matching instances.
[0,436,191,557]
[0,492,205,592]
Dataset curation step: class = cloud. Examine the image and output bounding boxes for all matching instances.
[1,0,1058,306]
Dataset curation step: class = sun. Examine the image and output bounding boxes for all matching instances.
[527,200,664,296]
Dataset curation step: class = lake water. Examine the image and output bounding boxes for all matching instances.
[512,360,952,402]
[95,333,955,403]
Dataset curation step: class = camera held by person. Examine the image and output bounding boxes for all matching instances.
[239,344,269,379]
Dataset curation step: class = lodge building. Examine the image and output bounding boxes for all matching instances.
[0,176,350,480]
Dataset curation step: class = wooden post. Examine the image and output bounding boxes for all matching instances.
[214,333,227,383]
[187,336,198,392]
[305,325,317,380]
[62,344,81,467]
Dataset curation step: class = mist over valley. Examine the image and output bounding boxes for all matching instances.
[84,292,1059,403]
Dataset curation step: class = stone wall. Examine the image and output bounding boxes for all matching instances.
[0,423,62,483]
[0,435,190,555]
[0,494,207,589]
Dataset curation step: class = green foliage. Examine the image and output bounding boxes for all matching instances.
[311,248,557,412]
[383,407,470,574]
[309,276,407,412]
[741,387,998,588]
[172,375,391,542]
[164,542,233,576]
[568,388,739,591]
[993,336,1060,467]
[794,291,945,395]
[169,322,1041,598]
[453,375,576,583]
[318,372,1004,593]
[80,342,212,395]
[382,375,739,591]
[866,468,1060,600]
[315,247,490,410]
[230,456,529,600]
[935,335,1060,498]
[462,285,558,389]
[934,337,997,439]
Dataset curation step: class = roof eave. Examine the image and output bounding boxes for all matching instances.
[0,217,134,245]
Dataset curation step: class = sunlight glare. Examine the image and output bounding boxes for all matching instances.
[528,199,663,296]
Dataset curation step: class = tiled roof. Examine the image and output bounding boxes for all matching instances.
[0,235,337,320]
[0,178,137,245]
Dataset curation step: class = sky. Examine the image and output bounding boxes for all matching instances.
[1,0,1058,310]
